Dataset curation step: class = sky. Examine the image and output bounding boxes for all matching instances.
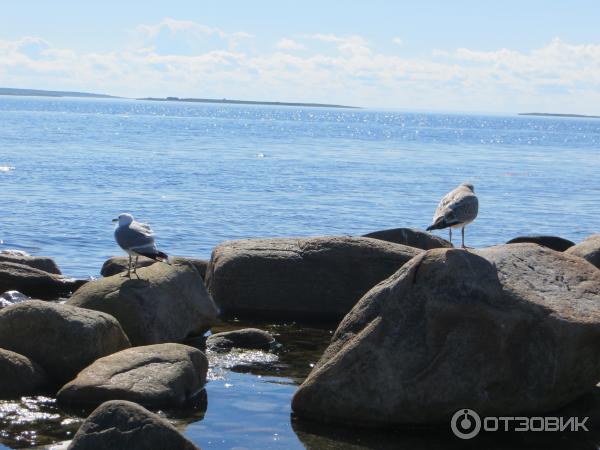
[1,0,600,113]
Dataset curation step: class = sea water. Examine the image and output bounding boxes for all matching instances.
[1,96,599,277]
[0,96,599,449]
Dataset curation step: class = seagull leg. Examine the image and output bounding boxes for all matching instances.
[133,256,139,277]
[461,226,466,249]
[449,228,452,245]
[126,254,132,278]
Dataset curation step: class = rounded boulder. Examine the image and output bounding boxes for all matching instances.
[363,228,452,250]
[68,400,198,450]
[0,300,130,384]
[292,244,600,426]
[68,263,218,346]
[206,236,422,322]
[58,343,207,408]
[566,234,600,269]
[0,348,47,398]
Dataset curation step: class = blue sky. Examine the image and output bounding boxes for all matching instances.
[1,1,600,113]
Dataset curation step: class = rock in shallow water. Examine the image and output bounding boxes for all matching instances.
[68,400,199,450]
[0,261,86,300]
[207,328,276,352]
[206,236,422,322]
[101,256,208,279]
[506,235,575,251]
[58,343,207,408]
[566,234,600,269]
[292,244,600,426]
[0,348,47,398]
[68,263,218,346]
[0,300,131,385]
[0,253,62,274]
[363,228,452,250]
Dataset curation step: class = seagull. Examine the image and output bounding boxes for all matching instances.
[112,213,169,277]
[426,183,479,248]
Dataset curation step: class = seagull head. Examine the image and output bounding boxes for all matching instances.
[460,182,475,192]
[112,213,134,226]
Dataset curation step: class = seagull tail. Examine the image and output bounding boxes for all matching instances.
[426,218,447,231]
[137,250,171,264]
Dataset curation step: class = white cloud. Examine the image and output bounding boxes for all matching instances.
[0,24,599,113]
[275,38,306,51]
[132,17,253,51]
[392,37,403,46]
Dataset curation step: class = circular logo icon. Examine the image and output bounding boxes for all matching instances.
[451,409,481,439]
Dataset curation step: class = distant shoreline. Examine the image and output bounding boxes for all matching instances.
[519,112,600,119]
[0,87,117,99]
[0,87,359,109]
[139,96,360,109]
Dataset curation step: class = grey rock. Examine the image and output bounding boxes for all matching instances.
[58,344,207,408]
[0,261,86,300]
[363,228,452,250]
[0,300,130,384]
[506,235,575,252]
[206,236,422,322]
[101,256,208,279]
[566,234,600,269]
[68,263,218,346]
[0,348,47,398]
[67,400,198,450]
[207,328,276,352]
[0,253,62,274]
[292,244,600,426]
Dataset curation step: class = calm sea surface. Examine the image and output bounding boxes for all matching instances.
[1,96,599,277]
[0,96,599,449]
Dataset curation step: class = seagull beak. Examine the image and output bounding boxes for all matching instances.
[112,218,118,223]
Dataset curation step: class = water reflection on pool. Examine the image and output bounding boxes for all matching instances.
[1,320,599,449]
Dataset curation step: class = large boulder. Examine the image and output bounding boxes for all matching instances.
[68,400,199,450]
[566,234,600,269]
[101,256,208,279]
[363,228,452,250]
[0,300,130,384]
[58,344,207,408]
[207,328,276,352]
[206,237,422,321]
[0,348,47,398]
[292,244,600,426]
[68,263,218,346]
[506,235,575,252]
[0,261,86,300]
[0,253,61,274]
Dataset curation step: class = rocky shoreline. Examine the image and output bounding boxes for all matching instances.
[0,228,599,448]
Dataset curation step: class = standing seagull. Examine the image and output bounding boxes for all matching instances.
[112,213,169,277]
[426,183,478,248]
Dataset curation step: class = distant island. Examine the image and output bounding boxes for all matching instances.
[0,87,358,108]
[519,112,600,119]
[140,96,360,109]
[0,87,118,99]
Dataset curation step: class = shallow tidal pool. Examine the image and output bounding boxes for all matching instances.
[1,320,599,450]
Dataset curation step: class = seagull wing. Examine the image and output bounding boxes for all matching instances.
[429,186,478,229]
[115,221,157,253]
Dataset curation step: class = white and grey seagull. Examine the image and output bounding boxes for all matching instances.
[112,213,169,277]
[426,182,479,248]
